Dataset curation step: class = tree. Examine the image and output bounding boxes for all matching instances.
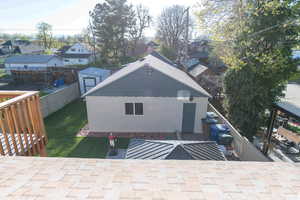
[156,5,192,61]
[198,0,300,140]
[36,22,53,49]
[128,4,151,53]
[90,0,135,65]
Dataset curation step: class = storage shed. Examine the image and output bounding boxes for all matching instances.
[79,67,111,95]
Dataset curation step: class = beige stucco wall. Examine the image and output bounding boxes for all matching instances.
[86,96,208,134]
[40,82,80,118]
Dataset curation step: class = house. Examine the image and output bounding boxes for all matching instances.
[125,139,226,160]
[57,43,92,66]
[83,52,211,134]
[4,54,63,74]
[78,67,111,95]
[0,40,43,55]
[146,41,159,53]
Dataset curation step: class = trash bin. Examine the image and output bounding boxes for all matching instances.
[202,112,219,139]
[218,134,233,146]
[210,124,230,144]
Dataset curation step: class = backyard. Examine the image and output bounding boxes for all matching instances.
[45,99,129,158]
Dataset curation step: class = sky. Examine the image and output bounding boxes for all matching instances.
[0,0,199,37]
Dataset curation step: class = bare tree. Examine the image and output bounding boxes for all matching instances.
[129,5,151,52]
[156,5,192,60]
[36,22,53,49]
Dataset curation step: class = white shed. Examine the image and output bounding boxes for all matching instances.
[79,67,111,95]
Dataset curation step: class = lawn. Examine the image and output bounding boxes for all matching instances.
[45,99,129,158]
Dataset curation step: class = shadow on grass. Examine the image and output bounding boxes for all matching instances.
[67,137,130,158]
[45,99,130,158]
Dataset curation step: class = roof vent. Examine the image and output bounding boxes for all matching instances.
[144,63,153,75]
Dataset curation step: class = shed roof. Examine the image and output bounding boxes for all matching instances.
[276,84,300,118]
[125,139,226,160]
[79,67,111,76]
[277,83,300,118]
[188,63,208,77]
[83,54,211,97]
[0,156,299,199]
[5,54,59,64]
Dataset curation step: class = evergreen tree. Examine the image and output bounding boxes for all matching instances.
[90,0,135,65]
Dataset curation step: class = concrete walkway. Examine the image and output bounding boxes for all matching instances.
[106,149,127,159]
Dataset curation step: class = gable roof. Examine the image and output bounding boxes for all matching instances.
[57,45,71,53]
[5,54,59,64]
[79,67,111,76]
[150,51,177,67]
[83,54,211,97]
[125,139,226,160]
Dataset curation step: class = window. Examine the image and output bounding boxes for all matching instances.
[135,103,143,115]
[24,65,28,69]
[64,59,69,62]
[125,103,134,115]
[71,48,76,52]
[125,103,143,115]
[78,59,82,62]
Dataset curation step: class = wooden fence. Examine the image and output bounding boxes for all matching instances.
[0,91,47,156]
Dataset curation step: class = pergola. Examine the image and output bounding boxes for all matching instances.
[263,83,300,155]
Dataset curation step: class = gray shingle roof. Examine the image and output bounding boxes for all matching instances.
[125,139,226,160]
[5,54,59,64]
[61,53,91,58]
[83,54,211,97]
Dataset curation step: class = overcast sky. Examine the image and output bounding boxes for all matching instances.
[0,0,199,37]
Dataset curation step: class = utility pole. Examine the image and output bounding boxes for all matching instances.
[89,11,97,63]
[183,7,190,68]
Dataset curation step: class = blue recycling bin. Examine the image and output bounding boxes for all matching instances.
[210,124,230,143]
[58,79,64,86]
[53,80,59,87]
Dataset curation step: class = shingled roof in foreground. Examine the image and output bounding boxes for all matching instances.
[0,157,299,199]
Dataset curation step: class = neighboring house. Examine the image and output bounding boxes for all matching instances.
[18,43,44,54]
[0,40,43,55]
[125,139,226,160]
[57,43,92,66]
[146,41,159,53]
[188,40,210,64]
[79,67,111,95]
[5,54,63,74]
[83,53,211,134]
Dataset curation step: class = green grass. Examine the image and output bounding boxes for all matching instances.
[45,99,129,158]
[39,91,50,97]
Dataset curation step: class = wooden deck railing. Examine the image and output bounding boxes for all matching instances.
[0,91,47,156]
